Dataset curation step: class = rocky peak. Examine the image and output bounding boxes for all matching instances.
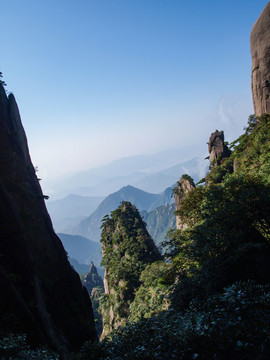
[100,201,161,337]
[89,261,95,273]
[208,130,231,169]
[81,262,104,295]
[251,2,270,116]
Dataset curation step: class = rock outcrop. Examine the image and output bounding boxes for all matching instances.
[174,176,195,230]
[100,201,161,338]
[208,130,231,169]
[0,84,96,352]
[251,2,270,116]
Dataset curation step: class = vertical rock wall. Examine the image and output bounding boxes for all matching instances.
[0,84,97,351]
[251,2,270,116]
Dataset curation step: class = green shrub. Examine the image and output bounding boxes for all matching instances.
[0,333,59,359]
[78,281,270,360]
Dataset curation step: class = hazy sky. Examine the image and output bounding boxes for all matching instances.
[1,0,268,190]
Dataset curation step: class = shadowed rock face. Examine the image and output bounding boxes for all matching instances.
[251,2,270,116]
[0,84,96,351]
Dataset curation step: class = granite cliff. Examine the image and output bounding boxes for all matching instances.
[251,1,270,116]
[0,84,96,352]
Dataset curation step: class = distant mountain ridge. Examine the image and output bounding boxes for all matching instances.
[58,233,102,266]
[133,157,207,193]
[47,194,105,218]
[47,194,105,233]
[46,156,207,235]
[49,146,207,199]
[142,203,176,247]
[72,185,174,242]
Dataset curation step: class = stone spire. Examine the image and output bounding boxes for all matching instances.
[174,176,195,230]
[208,130,231,169]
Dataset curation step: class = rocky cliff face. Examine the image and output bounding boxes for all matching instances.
[0,84,96,351]
[251,2,270,116]
[174,176,195,230]
[100,201,161,338]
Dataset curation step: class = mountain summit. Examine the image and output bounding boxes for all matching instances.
[100,201,161,338]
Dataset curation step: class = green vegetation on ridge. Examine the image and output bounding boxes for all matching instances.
[99,201,161,336]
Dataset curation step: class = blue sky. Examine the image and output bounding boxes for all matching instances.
[1,0,268,191]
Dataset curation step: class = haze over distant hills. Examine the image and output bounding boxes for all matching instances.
[47,194,105,233]
[48,146,207,199]
[47,153,208,235]
[58,233,102,265]
[46,147,208,248]
[133,157,208,193]
[57,233,103,277]
[141,203,176,247]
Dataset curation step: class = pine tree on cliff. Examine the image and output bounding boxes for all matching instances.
[100,201,161,337]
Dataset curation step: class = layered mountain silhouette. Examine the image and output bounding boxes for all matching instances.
[142,203,176,247]
[47,194,105,233]
[58,233,102,268]
[49,150,207,199]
